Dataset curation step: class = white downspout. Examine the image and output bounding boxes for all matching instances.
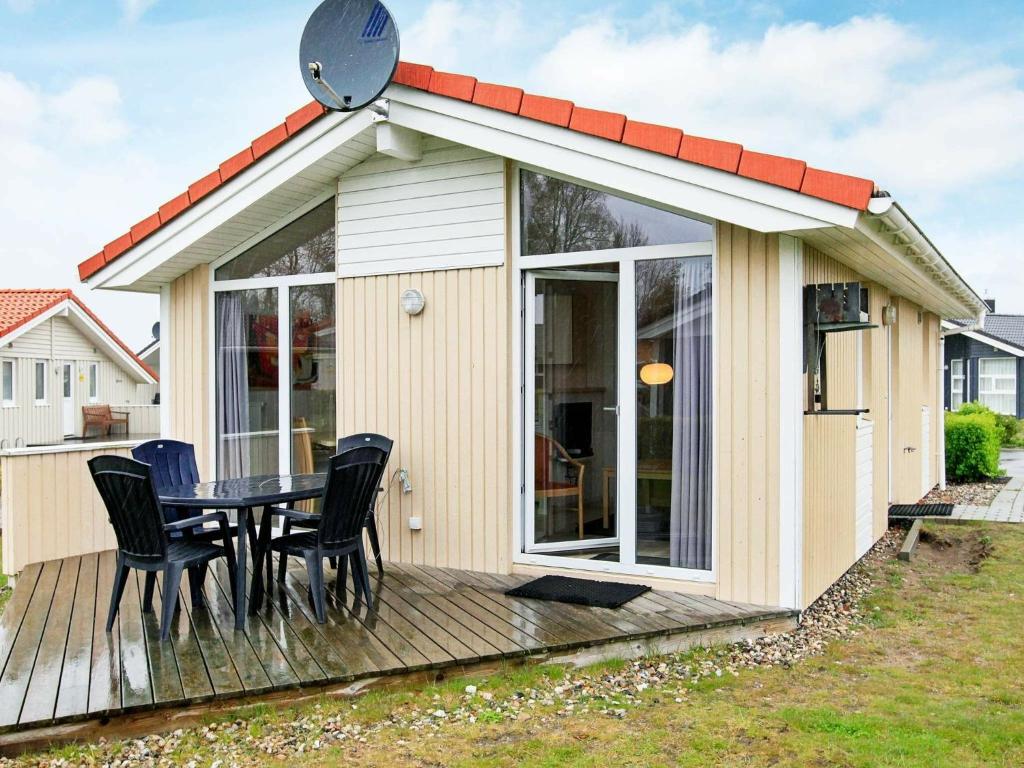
[938,333,946,490]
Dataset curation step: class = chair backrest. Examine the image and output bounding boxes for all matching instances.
[534,432,563,488]
[88,455,167,562]
[131,439,201,491]
[317,445,389,548]
[337,433,394,464]
[83,405,113,419]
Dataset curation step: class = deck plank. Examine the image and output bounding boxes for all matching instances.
[117,564,154,710]
[0,563,42,682]
[0,560,61,727]
[88,551,122,716]
[277,565,401,675]
[55,553,97,721]
[193,563,274,695]
[20,557,81,725]
[205,562,299,691]
[174,569,245,699]
[158,571,214,703]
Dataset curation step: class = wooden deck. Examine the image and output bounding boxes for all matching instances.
[0,552,795,735]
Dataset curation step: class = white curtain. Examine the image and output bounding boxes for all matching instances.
[217,293,251,479]
[669,257,713,570]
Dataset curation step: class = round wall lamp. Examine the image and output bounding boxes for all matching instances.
[401,288,426,316]
[640,362,674,386]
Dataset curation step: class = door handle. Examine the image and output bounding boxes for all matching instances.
[602,406,619,414]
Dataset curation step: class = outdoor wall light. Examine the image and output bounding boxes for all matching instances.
[401,288,425,316]
[640,362,674,386]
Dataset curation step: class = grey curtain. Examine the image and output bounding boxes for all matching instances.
[669,257,713,569]
[216,293,250,479]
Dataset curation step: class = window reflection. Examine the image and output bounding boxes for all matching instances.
[520,171,712,256]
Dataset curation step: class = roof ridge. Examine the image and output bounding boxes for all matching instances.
[79,60,876,282]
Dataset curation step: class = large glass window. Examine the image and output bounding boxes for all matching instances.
[520,170,712,256]
[214,199,336,280]
[979,357,1016,415]
[635,256,712,569]
[950,359,964,410]
[2,360,14,405]
[290,284,337,476]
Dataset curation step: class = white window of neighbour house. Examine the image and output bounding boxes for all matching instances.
[1,360,14,406]
[950,359,964,410]
[34,360,47,405]
[88,362,99,402]
[979,357,1016,415]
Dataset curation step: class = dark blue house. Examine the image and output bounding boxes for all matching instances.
[944,303,1024,417]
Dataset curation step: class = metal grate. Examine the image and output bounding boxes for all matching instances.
[888,503,954,518]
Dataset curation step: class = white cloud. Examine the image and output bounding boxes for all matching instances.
[119,0,157,25]
[4,0,35,12]
[404,0,525,71]
[48,76,129,144]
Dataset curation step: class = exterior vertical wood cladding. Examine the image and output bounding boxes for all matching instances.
[335,268,512,573]
[714,224,781,607]
[800,245,941,605]
[0,442,135,575]
[168,264,212,478]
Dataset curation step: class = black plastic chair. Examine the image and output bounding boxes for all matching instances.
[89,455,237,641]
[267,444,388,622]
[276,433,392,583]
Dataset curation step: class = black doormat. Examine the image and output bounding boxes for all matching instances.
[888,503,954,518]
[505,575,650,608]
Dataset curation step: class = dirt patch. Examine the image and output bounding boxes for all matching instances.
[917,526,993,573]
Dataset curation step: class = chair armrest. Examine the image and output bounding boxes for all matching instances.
[164,510,227,532]
[111,410,130,417]
[268,506,321,524]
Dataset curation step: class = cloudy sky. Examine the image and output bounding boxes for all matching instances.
[1,0,1023,348]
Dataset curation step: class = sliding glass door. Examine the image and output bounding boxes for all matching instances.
[518,167,714,578]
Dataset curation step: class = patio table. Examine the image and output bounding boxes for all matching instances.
[159,473,325,630]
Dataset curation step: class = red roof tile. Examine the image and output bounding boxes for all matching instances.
[79,60,878,282]
[130,212,162,244]
[568,107,627,142]
[737,150,806,191]
[0,290,158,380]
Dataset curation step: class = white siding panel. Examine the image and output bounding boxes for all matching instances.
[338,140,505,276]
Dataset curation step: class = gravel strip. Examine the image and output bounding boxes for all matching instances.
[920,479,1006,506]
[9,529,902,767]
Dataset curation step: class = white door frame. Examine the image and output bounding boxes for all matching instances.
[61,362,74,436]
[523,269,621,554]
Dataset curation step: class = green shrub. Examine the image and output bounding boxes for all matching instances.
[945,410,1001,481]
[956,401,1024,447]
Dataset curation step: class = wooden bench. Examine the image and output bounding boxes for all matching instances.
[82,405,130,438]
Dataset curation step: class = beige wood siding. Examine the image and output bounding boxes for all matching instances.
[168,264,212,477]
[801,413,858,604]
[0,443,135,575]
[336,267,512,573]
[715,223,780,607]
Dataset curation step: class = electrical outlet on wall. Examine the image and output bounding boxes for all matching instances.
[399,469,412,494]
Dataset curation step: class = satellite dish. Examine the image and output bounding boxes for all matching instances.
[152,321,160,341]
[299,0,400,112]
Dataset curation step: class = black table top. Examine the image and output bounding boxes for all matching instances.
[158,473,326,508]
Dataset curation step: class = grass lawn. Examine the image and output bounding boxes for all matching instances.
[25,522,1024,767]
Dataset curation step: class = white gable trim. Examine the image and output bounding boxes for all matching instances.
[962,330,1024,358]
[0,299,156,384]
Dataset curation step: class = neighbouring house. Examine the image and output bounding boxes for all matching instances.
[944,301,1024,417]
[75,61,986,610]
[0,289,159,446]
[137,327,161,381]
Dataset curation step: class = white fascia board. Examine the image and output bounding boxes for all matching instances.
[963,330,1024,358]
[386,86,859,233]
[65,303,158,384]
[88,109,375,291]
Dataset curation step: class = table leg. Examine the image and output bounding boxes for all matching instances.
[249,506,273,613]
[234,507,250,631]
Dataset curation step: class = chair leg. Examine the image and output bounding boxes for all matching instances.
[354,539,374,611]
[276,518,292,583]
[303,551,326,624]
[221,535,238,607]
[328,557,338,569]
[578,492,584,539]
[191,565,208,609]
[335,552,348,603]
[366,511,384,573]
[142,572,156,613]
[106,554,130,632]
[160,564,184,641]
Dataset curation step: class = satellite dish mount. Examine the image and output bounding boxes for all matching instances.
[299,0,400,113]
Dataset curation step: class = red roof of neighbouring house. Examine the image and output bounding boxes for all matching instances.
[0,289,158,381]
[78,61,878,282]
